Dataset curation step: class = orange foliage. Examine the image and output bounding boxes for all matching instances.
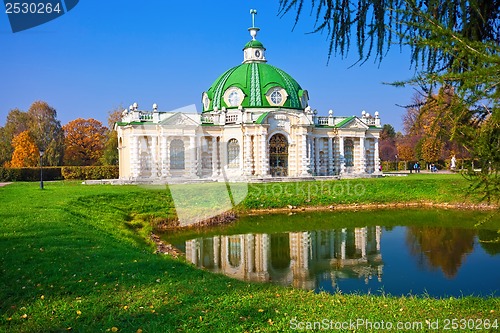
[396,142,415,161]
[63,118,107,166]
[10,131,39,167]
[421,137,444,163]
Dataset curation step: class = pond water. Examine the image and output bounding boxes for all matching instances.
[166,209,500,297]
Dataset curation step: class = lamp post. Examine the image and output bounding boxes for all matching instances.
[39,150,45,189]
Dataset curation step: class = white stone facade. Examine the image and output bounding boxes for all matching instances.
[116,105,382,182]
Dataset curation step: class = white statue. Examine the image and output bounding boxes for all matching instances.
[451,155,456,170]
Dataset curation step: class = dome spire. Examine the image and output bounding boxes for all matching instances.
[243,9,266,63]
[249,9,259,40]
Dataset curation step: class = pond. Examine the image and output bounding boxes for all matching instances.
[165,209,500,297]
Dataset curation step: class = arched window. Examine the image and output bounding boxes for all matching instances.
[344,139,354,167]
[170,139,185,170]
[227,139,240,168]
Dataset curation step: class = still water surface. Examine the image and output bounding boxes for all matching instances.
[167,209,500,297]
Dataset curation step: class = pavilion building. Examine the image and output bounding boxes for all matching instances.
[115,15,382,182]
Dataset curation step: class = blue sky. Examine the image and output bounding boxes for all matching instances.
[0,0,418,131]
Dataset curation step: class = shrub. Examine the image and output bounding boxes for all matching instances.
[0,167,63,182]
[61,166,119,180]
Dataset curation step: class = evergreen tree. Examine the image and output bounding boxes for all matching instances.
[280,0,499,200]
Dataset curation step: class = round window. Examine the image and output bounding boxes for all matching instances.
[228,90,240,106]
[270,90,283,105]
[202,93,210,110]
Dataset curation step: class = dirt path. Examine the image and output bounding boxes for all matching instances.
[0,182,12,187]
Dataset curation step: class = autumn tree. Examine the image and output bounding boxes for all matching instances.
[399,89,468,165]
[63,118,107,166]
[402,94,424,136]
[0,108,31,166]
[414,88,458,163]
[100,107,123,166]
[420,137,444,163]
[380,124,396,140]
[27,101,65,166]
[9,131,39,168]
[379,124,398,161]
[396,135,417,163]
[0,127,10,167]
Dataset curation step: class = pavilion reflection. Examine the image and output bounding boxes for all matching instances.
[185,226,383,290]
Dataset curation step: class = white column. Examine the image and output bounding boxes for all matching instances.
[327,137,334,176]
[361,228,367,259]
[211,136,218,177]
[358,137,366,174]
[165,137,171,177]
[340,228,346,260]
[338,137,345,175]
[250,135,255,176]
[246,234,254,274]
[310,136,316,175]
[260,131,268,176]
[301,129,309,176]
[374,137,381,174]
[376,226,381,251]
[151,136,158,179]
[189,136,197,178]
[190,240,199,265]
[314,137,320,175]
[244,134,252,176]
[130,136,140,179]
[213,236,220,268]
[219,136,225,174]
[329,231,335,258]
[160,136,168,178]
[302,232,309,270]
[262,234,269,272]
[196,135,202,177]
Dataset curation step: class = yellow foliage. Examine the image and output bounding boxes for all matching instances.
[10,131,39,167]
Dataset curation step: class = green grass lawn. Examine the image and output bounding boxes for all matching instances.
[0,176,499,332]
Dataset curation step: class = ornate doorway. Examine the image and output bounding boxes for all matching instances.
[269,133,288,177]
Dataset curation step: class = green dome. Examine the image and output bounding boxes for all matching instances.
[202,62,307,112]
[243,40,266,50]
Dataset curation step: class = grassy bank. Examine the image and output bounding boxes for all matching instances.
[241,174,486,209]
[0,176,499,332]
